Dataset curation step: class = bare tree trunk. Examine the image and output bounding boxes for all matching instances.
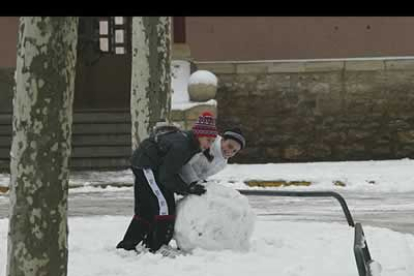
[130,17,172,151]
[7,17,78,276]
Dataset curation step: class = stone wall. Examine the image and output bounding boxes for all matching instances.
[197,59,414,163]
[3,58,414,166]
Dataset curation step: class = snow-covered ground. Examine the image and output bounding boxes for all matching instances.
[1,159,414,275]
[1,159,414,192]
[1,216,414,276]
[212,158,414,193]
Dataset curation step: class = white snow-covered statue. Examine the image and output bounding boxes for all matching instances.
[174,183,256,252]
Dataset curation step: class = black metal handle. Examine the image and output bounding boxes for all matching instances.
[354,222,373,276]
[237,189,355,227]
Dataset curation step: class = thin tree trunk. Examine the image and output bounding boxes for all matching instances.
[7,17,78,276]
[130,16,172,151]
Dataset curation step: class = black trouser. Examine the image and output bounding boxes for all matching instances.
[117,167,176,252]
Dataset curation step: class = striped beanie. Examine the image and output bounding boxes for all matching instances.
[223,127,246,149]
[192,112,218,138]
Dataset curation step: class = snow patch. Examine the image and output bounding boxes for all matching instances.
[2,159,414,193]
[212,159,414,192]
[1,217,414,276]
[172,99,217,111]
[196,56,414,64]
[369,260,383,276]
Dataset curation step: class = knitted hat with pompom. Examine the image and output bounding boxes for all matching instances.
[192,112,218,138]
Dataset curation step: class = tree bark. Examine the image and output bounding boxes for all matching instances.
[7,17,78,276]
[130,17,172,151]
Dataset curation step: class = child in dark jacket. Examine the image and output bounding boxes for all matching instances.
[116,112,217,253]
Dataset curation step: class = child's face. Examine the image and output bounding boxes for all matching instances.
[198,136,216,150]
[221,138,241,159]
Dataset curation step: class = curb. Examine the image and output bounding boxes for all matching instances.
[0,182,134,195]
[0,179,376,195]
[69,182,133,189]
[245,180,312,187]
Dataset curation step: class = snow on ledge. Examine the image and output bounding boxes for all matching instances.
[172,99,217,111]
[196,56,414,64]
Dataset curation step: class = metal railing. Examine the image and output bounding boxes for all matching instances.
[237,189,376,276]
[238,189,355,227]
[354,223,374,276]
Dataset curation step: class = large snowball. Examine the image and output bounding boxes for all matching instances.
[174,183,256,252]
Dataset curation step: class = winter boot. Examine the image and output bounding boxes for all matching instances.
[145,215,175,253]
[116,215,151,251]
